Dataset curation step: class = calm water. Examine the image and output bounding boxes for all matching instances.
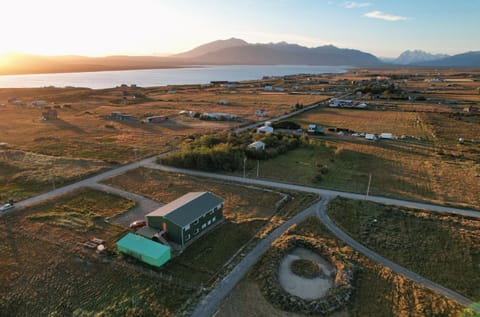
[0,65,347,89]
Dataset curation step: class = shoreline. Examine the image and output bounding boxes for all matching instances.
[0,65,349,89]
[0,65,191,77]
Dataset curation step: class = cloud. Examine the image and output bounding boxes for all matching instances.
[364,10,408,21]
[343,1,371,9]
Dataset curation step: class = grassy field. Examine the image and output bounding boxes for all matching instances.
[294,108,433,138]
[254,105,480,209]
[217,216,464,317]
[0,84,326,203]
[0,188,197,317]
[327,197,480,300]
[0,149,112,201]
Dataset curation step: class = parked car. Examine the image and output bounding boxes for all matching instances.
[129,220,147,229]
[0,203,14,212]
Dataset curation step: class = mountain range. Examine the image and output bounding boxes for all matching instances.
[390,50,450,65]
[0,38,479,75]
[172,38,381,66]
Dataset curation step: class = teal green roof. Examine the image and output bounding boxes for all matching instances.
[117,233,170,259]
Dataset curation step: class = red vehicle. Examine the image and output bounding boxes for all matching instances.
[129,220,147,229]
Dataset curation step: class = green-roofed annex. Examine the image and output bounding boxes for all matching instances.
[117,233,171,267]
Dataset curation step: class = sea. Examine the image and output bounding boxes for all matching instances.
[0,65,347,89]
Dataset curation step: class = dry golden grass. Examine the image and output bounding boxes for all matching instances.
[0,188,191,316]
[0,149,111,201]
[104,167,284,221]
[294,108,432,138]
[149,89,328,120]
[328,197,480,300]
[217,216,464,317]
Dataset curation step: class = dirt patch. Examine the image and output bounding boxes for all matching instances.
[279,247,335,300]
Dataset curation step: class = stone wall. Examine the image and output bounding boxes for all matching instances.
[254,236,356,315]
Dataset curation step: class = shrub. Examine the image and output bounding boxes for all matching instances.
[290,259,320,278]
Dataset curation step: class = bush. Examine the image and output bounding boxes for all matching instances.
[160,132,308,172]
[271,121,301,130]
[290,259,320,278]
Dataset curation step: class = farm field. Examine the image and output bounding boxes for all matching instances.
[0,83,327,202]
[252,137,480,209]
[0,188,198,317]
[103,167,319,288]
[0,178,318,316]
[0,149,112,201]
[253,102,480,209]
[327,197,480,300]
[216,216,464,317]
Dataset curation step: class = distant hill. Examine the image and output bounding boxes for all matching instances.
[418,51,480,67]
[180,40,382,66]
[393,50,449,65]
[173,38,248,58]
[2,38,479,76]
[0,53,184,75]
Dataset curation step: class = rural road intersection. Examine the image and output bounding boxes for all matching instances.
[4,155,479,315]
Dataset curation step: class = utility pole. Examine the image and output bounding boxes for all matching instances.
[243,157,247,178]
[49,164,56,190]
[365,173,372,199]
[256,160,260,178]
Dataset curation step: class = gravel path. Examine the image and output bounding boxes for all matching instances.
[88,183,164,226]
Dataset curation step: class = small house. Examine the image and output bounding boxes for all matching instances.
[117,233,171,267]
[255,109,266,117]
[146,192,224,248]
[217,100,229,105]
[144,115,168,123]
[248,141,266,151]
[201,112,237,121]
[109,112,137,121]
[264,85,273,91]
[380,133,393,139]
[365,133,377,141]
[31,100,47,107]
[257,122,274,134]
[42,109,58,120]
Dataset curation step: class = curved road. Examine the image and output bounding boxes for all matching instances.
[146,162,480,219]
[5,156,157,212]
[315,200,474,307]
[4,155,478,313]
[190,201,319,317]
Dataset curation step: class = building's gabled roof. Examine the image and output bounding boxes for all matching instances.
[147,192,223,228]
[117,233,170,258]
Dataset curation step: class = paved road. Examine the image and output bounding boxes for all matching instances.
[190,199,320,317]
[233,96,331,133]
[315,200,474,307]
[144,162,478,314]
[88,183,164,226]
[5,151,478,312]
[145,162,480,219]
[8,156,157,211]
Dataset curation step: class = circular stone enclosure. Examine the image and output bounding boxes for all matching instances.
[279,247,335,300]
[255,237,355,315]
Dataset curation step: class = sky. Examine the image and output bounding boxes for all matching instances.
[0,0,479,58]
